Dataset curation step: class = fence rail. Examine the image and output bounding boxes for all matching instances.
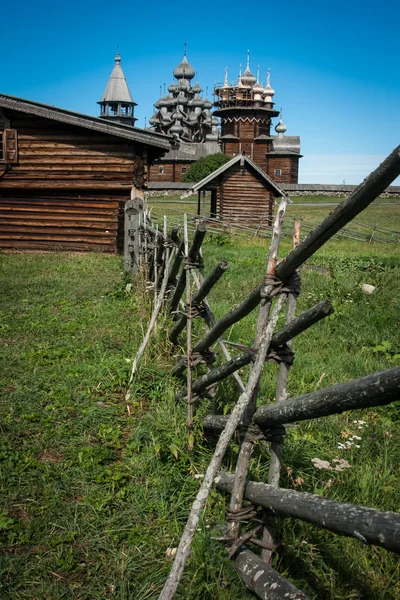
[124,145,400,600]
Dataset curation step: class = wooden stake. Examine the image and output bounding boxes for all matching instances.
[125,246,176,402]
[184,215,194,437]
[262,217,301,561]
[226,197,288,540]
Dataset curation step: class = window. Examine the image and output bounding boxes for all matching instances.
[275,169,281,176]
[158,166,165,174]
[0,129,18,163]
[181,167,187,174]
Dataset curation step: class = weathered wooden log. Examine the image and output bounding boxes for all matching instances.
[216,472,400,554]
[255,366,400,427]
[275,146,400,281]
[158,294,287,600]
[171,280,264,378]
[226,196,289,542]
[169,260,229,344]
[177,299,333,398]
[193,282,263,352]
[203,366,400,432]
[125,246,176,401]
[167,238,184,288]
[263,217,302,561]
[234,547,310,600]
[191,269,246,394]
[271,300,333,347]
[169,222,207,314]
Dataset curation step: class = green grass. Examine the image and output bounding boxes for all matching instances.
[0,204,399,599]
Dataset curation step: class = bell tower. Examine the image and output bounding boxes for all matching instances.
[213,53,280,172]
[98,53,137,126]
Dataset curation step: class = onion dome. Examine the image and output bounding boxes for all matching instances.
[211,116,219,126]
[170,120,184,135]
[192,80,202,93]
[148,113,159,125]
[176,91,188,106]
[164,93,176,106]
[275,119,287,134]
[157,96,170,108]
[263,83,275,98]
[173,52,195,80]
[203,96,212,109]
[168,80,177,93]
[189,94,204,108]
[179,78,190,90]
[241,67,256,86]
[241,51,256,86]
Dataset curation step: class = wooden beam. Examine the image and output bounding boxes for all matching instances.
[234,547,310,600]
[216,472,400,554]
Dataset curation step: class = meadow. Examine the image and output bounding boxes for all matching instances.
[0,196,399,599]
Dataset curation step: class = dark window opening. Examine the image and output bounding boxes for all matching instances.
[181,167,187,174]
[0,132,3,160]
[158,166,165,174]
[275,169,281,176]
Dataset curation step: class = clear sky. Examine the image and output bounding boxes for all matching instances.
[1,0,399,184]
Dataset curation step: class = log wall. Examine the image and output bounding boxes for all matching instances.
[267,156,299,184]
[0,111,150,252]
[216,163,274,224]
[148,161,193,182]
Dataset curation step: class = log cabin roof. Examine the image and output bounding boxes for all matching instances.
[0,93,173,151]
[181,153,287,198]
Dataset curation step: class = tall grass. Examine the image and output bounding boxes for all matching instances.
[0,216,399,598]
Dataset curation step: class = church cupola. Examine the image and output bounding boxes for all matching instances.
[98,53,137,126]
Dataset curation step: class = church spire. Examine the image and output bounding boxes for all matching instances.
[98,53,137,126]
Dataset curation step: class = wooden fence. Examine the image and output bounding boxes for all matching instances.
[124,145,400,600]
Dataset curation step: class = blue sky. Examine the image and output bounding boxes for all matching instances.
[1,0,399,184]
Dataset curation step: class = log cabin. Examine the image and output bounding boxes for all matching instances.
[182,152,286,225]
[0,93,172,252]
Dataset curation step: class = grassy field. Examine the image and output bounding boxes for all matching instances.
[147,194,400,242]
[0,201,399,599]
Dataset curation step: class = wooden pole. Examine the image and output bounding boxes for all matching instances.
[226,197,288,541]
[262,217,301,561]
[216,472,400,554]
[178,299,333,401]
[169,222,207,314]
[206,367,400,432]
[125,246,176,402]
[169,261,228,344]
[183,215,194,436]
[191,269,246,395]
[234,547,310,600]
[154,224,159,304]
[158,293,287,600]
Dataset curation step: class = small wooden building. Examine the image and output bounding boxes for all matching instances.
[0,94,171,252]
[182,153,286,225]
